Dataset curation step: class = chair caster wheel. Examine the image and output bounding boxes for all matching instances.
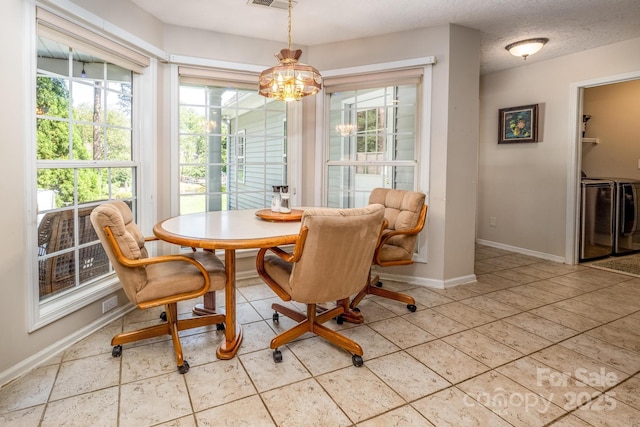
[407,304,417,312]
[375,281,383,288]
[336,314,344,325]
[272,312,279,322]
[112,345,122,358]
[352,354,364,367]
[273,349,282,363]
[216,323,225,331]
[160,311,167,321]
[178,360,190,374]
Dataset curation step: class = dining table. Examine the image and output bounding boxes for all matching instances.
[153,208,303,359]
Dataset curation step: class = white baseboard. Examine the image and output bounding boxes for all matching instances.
[377,271,477,290]
[476,239,566,264]
[0,304,134,389]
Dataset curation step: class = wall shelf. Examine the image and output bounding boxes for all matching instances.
[582,137,599,144]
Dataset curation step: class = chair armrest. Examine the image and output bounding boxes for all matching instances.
[374,205,427,264]
[103,226,212,293]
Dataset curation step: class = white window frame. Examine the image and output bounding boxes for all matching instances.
[237,129,246,184]
[315,58,434,262]
[25,3,157,331]
[169,59,303,216]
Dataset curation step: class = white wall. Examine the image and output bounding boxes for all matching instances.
[478,37,640,260]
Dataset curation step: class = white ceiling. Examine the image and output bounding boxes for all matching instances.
[130,0,640,74]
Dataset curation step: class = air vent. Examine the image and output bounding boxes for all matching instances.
[247,0,295,10]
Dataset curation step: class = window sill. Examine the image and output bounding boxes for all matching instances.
[30,275,122,332]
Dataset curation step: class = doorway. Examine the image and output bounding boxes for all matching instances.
[568,72,640,264]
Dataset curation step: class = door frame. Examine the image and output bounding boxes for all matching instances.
[566,71,640,264]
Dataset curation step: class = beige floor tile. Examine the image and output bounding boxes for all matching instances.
[338,324,400,359]
[458,371,566,427]
[572,398,640,426]
[237,283,278,301]
[185,358,256,412]
[547,275,602,293]
[560,334,640,375]
[428,284,480,301]
[404,286,455,308]
[611,376,640,410]
[432,302,497,328]
[62,322,123,362]
[459,295,522,319]
[50,353,120,401]
[366,352,450,401]
[507,284,567,304]
[485,289,548,311]
[235,301,264,324]
[42,387,118,427]
[530,345,628,391]
[492,268,540,285]
[475,320,553,354]
[443,329,523,368]
[357,405,434,426]
[503,312,578,343]
[0,364,58,413]
[406,340,490,384]
[551,299,622,324]
[511,265,558,280]
[403,308,468,338]
[195,395,275,427]
[237,320,277,355]
[240,348,311,393]
[496,357,600,411]
[287,336,354,375]
[570,292,639,315]
[413,386,512,427]
[585,324,640,353]
[355,297,401,320]
[367,316,436,348]
[261,378,351,427]
[524,280,588,298]
[530,305,601,332]
[119,373,192,427]
[547,414,598,426]
[154,415,196,426]
[316,366,405,424]
[120,339,181,383]
[472,274,521,293]
[0,405,44,427]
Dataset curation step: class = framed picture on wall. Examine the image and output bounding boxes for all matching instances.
[498,104,539,144]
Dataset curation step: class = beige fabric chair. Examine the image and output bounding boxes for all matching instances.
[349,188,427,317]
[90,201,226,374]
[256,204,385,366]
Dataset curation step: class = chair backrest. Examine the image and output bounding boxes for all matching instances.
[90,201,149,303]
[369,188,426,259]
[288,204,385,303]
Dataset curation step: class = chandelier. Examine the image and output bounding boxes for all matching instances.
[258,0,322,102]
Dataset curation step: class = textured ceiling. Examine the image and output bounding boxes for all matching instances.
[130,0,640,74]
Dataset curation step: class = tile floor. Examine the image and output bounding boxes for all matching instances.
[2,244,640,426]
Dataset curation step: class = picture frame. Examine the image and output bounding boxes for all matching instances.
[498,104,538,144]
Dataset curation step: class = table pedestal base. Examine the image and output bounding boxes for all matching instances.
[192,291,217,316]
[216,324,243,360]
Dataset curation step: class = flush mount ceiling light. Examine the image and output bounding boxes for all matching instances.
[258,0,322,102]
[505,38,549,60]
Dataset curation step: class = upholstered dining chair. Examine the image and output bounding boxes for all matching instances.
[256,204,386,367]
[349,188,427,315]
[90,201,226,374]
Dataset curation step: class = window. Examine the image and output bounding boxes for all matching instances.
[31,7,149,328]
[178,73,288,214]
[326,83,420,207]
[237,130,246,184]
